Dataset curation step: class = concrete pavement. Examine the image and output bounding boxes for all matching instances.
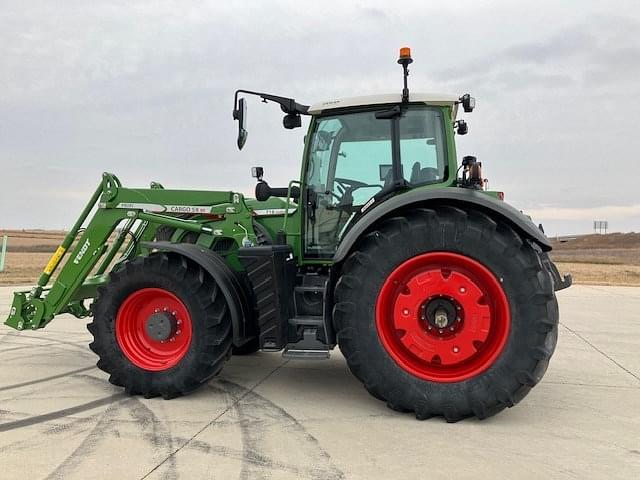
[0,285,638,479]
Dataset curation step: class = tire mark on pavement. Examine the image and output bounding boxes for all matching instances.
[217,379,345,480]
[0,366,96,392]
[0,362,345,479]
[51,373,179,480]
[44,395,179,480]
[140,361,288,480]
[44,397,135,480]
[129,398,178,480]
[0,393,125,432]
[2,332,92,355]
[0,341,86,354]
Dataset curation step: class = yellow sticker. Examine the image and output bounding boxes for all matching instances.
[44,246,66,275]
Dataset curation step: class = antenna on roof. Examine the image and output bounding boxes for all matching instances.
[397,47,413,103]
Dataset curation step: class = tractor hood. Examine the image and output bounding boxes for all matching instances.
[245,197,297,217]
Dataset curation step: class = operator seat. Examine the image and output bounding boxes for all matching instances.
[410,161,438,184]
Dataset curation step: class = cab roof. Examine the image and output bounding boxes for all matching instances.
[307,93,460,118]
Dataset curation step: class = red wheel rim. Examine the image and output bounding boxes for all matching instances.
[115,288,193,371]
[375,252,510,382]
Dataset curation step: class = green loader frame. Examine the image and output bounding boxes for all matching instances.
[6,172,273,331]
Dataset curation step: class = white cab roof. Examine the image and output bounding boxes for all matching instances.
[308,93,460,117]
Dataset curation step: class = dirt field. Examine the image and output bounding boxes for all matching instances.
[0,230,99,286]
[0,230,638,286]
[549,232,639,286]
[554,262,640,286]
[0,231,65,286]
[0,252,54,286]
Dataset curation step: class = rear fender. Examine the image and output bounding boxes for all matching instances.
[333,187,552,263]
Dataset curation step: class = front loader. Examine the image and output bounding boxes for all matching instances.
[5,48,571,421]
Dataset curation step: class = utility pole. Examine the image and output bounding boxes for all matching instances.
[0,235,7,273]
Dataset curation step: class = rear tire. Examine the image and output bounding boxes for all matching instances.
[88,252,233,399]
[333,206,558,421]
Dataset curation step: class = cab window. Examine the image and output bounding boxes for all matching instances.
[303,105,447,258]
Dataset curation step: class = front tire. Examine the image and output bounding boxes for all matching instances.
[333,206,558,421]
[88,252,233,399]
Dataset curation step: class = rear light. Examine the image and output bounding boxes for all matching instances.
[497,192,505,201]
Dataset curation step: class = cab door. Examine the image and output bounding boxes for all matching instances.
[302,110,392,259]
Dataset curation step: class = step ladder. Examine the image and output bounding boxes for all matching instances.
[282,279,331,359]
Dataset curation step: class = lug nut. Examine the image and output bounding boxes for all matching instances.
[459,287,466,294]
[450,326,455,331]
[176,330,181,335]
[403,308,410,315]
[453,346,460,353]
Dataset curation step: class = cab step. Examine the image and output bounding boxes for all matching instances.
[288,315,324,327]
[282,328,330,360]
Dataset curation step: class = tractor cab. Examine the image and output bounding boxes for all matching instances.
[301,93,458,258]
[233,48,472,259]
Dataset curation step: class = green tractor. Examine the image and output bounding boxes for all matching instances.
[5,48,570,421]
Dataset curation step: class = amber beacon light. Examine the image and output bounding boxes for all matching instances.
[398,47,412,62]
[397,47,413,102]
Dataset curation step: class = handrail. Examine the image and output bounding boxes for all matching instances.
[283,180,301,233]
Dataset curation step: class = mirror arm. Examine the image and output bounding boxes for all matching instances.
[233,89,309,116]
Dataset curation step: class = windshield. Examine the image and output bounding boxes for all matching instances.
[304,105,448,258]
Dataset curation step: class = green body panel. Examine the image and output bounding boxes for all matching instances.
[4,103,497,332]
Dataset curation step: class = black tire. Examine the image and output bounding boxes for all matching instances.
[333,206,558,421]
[88,252,233,399]
[154,214,197,242]
[231,337,260,355]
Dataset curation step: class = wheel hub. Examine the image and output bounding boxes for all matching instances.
[145,311,177,342]
[422,296,459,332]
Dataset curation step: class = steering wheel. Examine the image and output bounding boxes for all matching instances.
[332,177,383,202]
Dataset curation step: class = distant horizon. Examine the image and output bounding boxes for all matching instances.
[1,225,638,238]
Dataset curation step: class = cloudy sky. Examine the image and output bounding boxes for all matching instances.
[1,0,639,235]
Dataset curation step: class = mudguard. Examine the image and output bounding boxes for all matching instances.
[141,241,255,347]
[334,187,552,263]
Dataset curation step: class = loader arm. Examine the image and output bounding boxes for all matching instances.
[5,172,251,331]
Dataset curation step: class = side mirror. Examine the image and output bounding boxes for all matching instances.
[283,113,301,129]
[233,97,248,149]
[455,120,468,135]
[459,94,476,113]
